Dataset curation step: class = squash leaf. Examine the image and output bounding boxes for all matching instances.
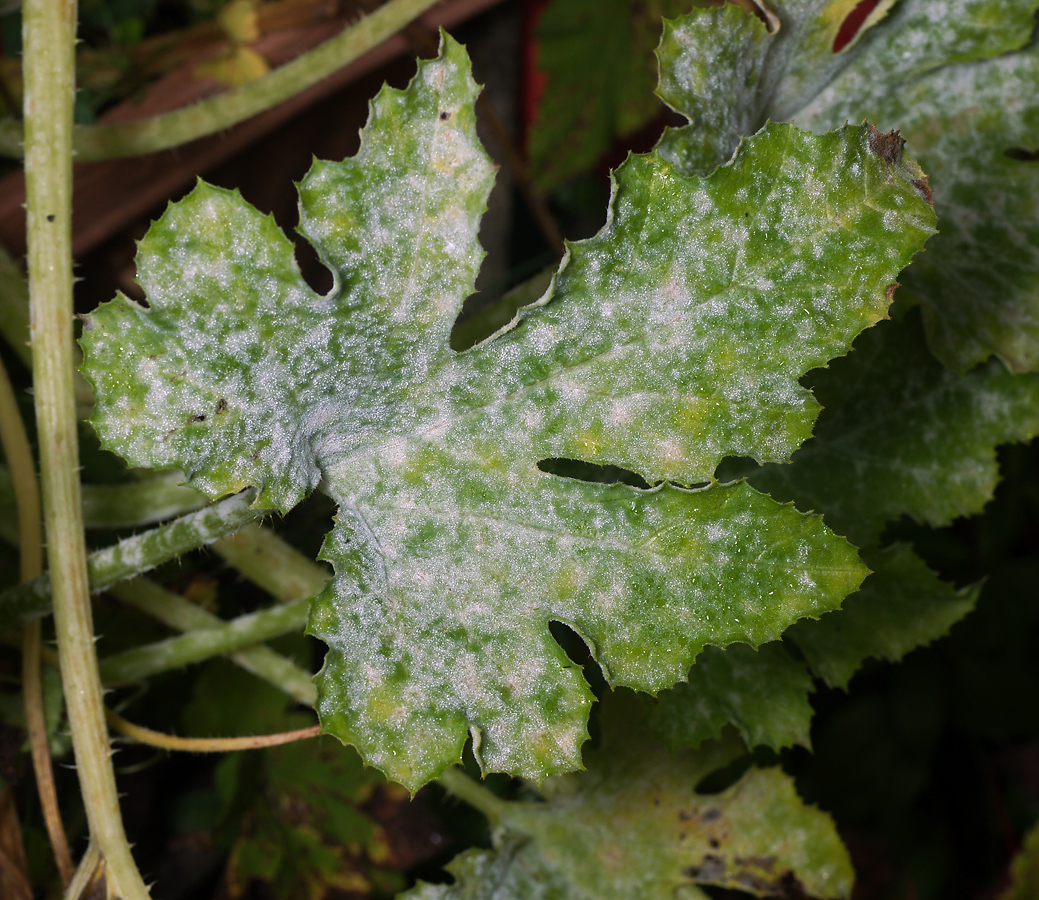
[644,642,815,753]
[80,35,935,790]
[405,692,854,900]
[787,544,981,691]
[744,312,1039,548]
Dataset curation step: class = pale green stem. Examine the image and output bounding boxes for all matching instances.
[98,596,310,684]
[0,488,266,624]
[64,841,102,900]
[437,767,511,826]
[81,471,208,529]
[108,577,316,705]
[101,525,328,701]
[22,0,150,896]
[212,522,330,601]
[4,463,219,533]
[0,0,441,160]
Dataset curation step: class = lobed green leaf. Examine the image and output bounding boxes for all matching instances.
[81,36,935,790]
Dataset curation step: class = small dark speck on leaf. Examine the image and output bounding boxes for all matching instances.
[1005,147,1039,162]
[709,838,720,848]
[439,111,449,120]
[216,398,228,413]
[189,414,206,423]
[701,807,722,822]
[46,214,55,222]
[868,126,904,165]
[678,810,692,821]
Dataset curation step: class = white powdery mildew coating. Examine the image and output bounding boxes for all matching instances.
[86,490,259,590]
[659,0,1036,367]
[84,38,928,789]
[306,122,925,786]
[451,123,933,485]
[317,434,865,785]
[84,35,496,514]
[655,5,773,177]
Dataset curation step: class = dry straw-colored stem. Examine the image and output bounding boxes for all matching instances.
[0,354,74,884]
[105,709,321,752]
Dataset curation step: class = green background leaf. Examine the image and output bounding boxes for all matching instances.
[787,544,981,690]
[527,0,697,190]
[744,311,1039,547]
[644,641,815,752]
[406,693,854,899]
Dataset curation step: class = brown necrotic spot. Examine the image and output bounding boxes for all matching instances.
[913,176,934,206]
[868,126,904,165]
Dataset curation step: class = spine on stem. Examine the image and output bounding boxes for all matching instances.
[22,0,151,896]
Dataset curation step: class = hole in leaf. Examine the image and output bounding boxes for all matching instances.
[549,621,609,695]
[1005,147,1039,162]
[293,234,334,296]
[537,458,652,490]
[549,620,592,666]
[832,0,881,52]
